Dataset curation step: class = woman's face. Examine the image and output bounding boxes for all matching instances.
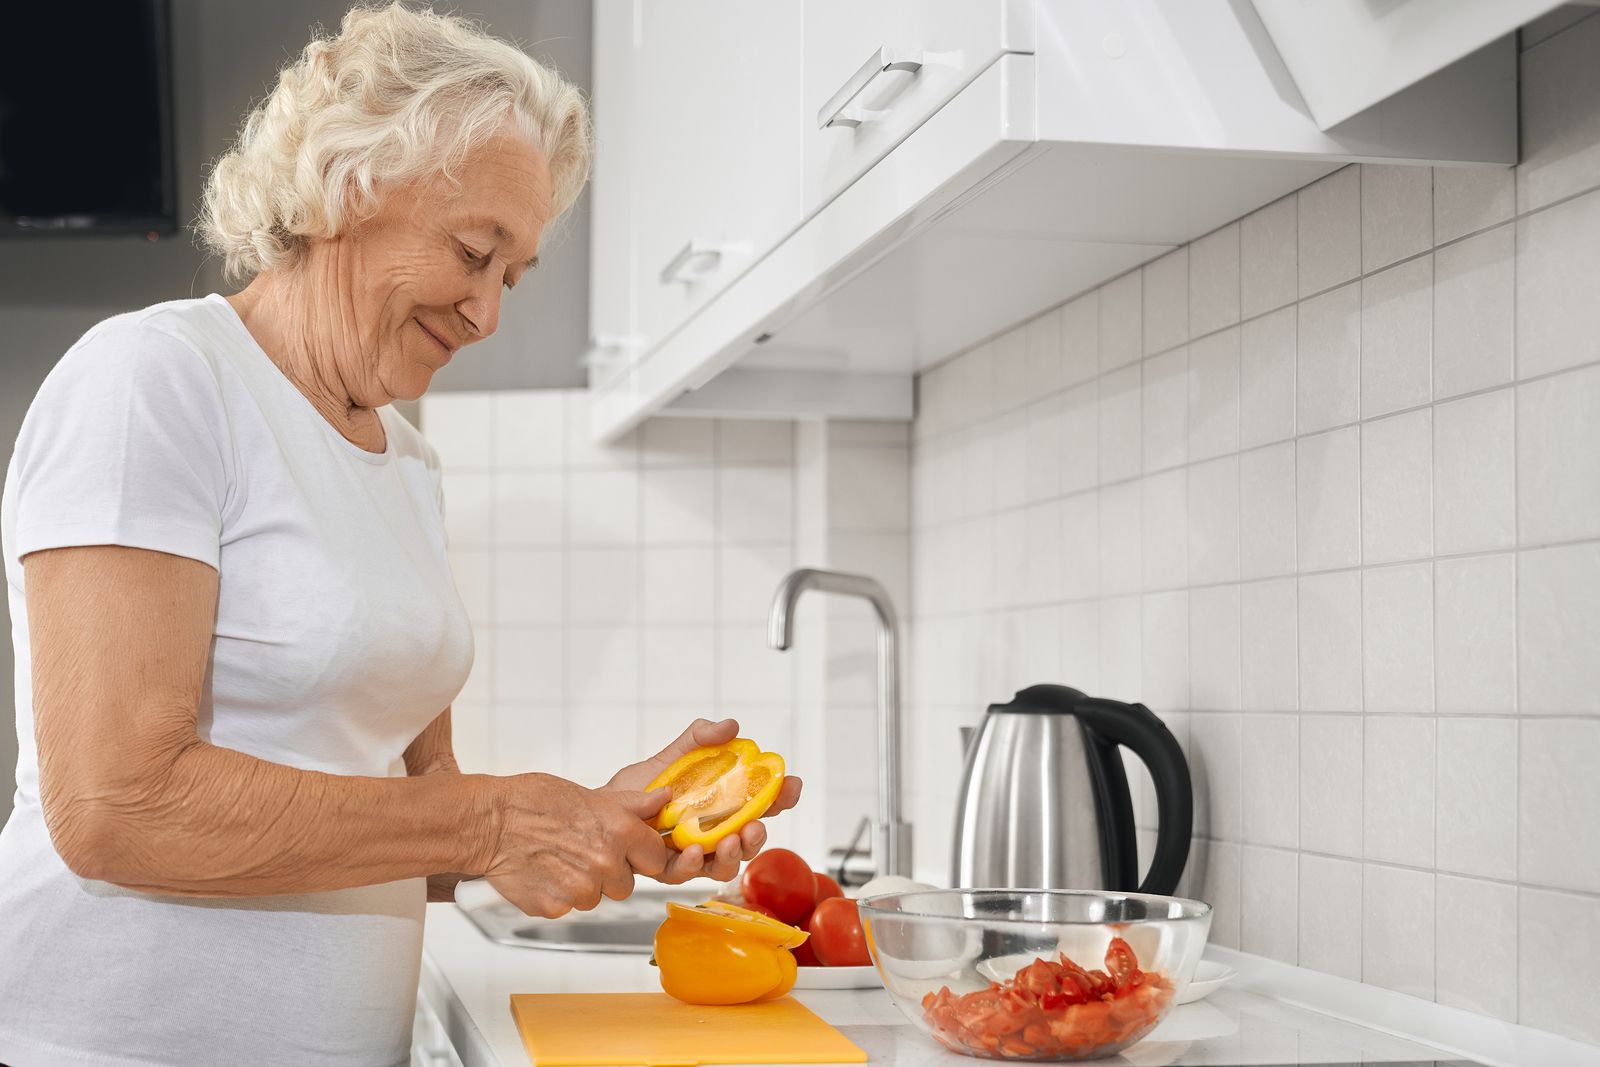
[321,132,553,404]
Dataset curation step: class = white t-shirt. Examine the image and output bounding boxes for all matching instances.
[0,295,474,1067]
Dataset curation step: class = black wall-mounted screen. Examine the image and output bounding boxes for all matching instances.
[0,0,177,236]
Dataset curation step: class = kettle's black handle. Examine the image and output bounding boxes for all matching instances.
[1071,697,1193,896]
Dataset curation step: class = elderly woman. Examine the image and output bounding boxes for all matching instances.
[0,5,800,1064]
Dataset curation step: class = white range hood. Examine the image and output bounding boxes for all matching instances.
[589,0,1517,441]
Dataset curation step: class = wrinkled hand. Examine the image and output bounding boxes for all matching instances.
[483,773,671,919]
[604,718,804,885]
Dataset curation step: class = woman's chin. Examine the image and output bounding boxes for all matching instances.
[390,365,437,403]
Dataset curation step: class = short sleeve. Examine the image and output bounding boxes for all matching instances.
[11,320,231,570]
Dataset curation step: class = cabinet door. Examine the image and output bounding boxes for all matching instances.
[630,2,804,352]
[803,0,1032,216]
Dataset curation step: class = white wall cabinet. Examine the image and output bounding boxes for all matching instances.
[801,0,1031,216]
[587,1,803,382]
[586,0,1519,443]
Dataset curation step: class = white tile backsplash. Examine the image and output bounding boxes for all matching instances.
[1141,469,1189,591]
[1433,390,1515,555]
[1190,584,1242,712]
[1363,715,1436,866]
[1190,223,1242,337]
[1516,188,1600,379]
[1296,427,1361,573]
[1433,167,1514,245]
[1240,577,1298,713]
[1361,164,1433,273]
[492,390,565,467]
[1299,714,1363,857]
[1518,886,1600,1045]
[1433,223,1514,399]
[992,323,1029,415]
[1240,441,1297,580]
[494,548,563,626]
[1240,845,1298,964]
[1436,717,1518,880]
[1296,282,1362,434]
[1142,347,1189,474]
[1188,327,1242,462]
[1519,718,1600,894]
[1436,875,1518,1022]
[1240,714,1298,847]
[642,546,716,625]
[1241,194,1298,318]
[1025,306,1065,397]
[1298,166,1362,298]
[642,418,715,466]
[893,30,1600,1033]
[1362,863,1435,999]
[1061,291,1100,387]
[1143,248,1189,357]
[1361,563,1434,714]
[1099,270,1143,372]
[1517,362,1600,546]
[1298,569,1363,713]
[1518,542,1600,715]
[1361,411,1433,565]
[1434,554,1517,715]
[1299,853,1363,980]
[1360,256,1433,418]
[1240,306,1297,448]
[1098,365,1143,483]
[491,470,564,545]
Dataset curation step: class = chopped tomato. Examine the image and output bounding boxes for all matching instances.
[921,937,1173,1060]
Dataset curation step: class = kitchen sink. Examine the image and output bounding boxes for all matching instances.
[454,879,707,953]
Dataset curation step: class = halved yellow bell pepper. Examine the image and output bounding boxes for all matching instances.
[654,902,808,1005]
[646,738,785,852]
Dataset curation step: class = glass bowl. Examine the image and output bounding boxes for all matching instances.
[857,889,1211,1061]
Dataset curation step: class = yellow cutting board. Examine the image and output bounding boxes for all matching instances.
[509,993,869,1066]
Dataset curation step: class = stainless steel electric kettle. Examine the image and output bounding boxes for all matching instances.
[951,684,1192,895]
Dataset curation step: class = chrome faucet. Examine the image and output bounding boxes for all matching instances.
[768,567,912,882]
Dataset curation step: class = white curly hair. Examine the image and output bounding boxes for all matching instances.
[198,2,590,282]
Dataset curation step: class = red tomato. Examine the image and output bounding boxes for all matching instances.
[741,849,816,925]
[812,871,844,904]
[807,897,870,967]
[791,939,821,967]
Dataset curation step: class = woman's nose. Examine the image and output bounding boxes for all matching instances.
[457,277,503,341]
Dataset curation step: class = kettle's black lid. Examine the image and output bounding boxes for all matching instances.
[987,683,1089,714]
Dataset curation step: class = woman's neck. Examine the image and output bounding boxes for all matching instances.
[224,266,388,453]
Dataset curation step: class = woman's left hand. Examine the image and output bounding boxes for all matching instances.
[602,718,803,885]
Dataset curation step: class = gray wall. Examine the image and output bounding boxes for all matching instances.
[0,1,592,824]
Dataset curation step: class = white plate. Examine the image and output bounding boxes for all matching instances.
[792,965,883,990]
[1175,959,1236,1004]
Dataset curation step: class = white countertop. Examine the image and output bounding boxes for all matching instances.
[418,901,1599,1067]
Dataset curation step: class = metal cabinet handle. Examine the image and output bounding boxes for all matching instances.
[818,46,923,130]
[659,239,750,286]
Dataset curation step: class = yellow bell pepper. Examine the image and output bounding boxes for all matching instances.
[655,902,809,1005]
[646,738,785,852]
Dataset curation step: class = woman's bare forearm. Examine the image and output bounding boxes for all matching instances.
[55,738,505,898]
[25,546,505,898]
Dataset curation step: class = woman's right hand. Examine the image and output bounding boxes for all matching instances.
[481,773,671,918]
